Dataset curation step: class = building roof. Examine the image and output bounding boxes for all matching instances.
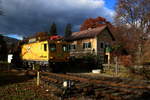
[65,25,114,41]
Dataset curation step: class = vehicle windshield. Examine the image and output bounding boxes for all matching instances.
[49,43,56,52]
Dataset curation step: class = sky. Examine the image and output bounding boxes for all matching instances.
[0,0,116,39]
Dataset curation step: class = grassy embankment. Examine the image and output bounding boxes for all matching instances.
[102,64,150,80]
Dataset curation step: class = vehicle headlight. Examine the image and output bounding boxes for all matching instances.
[50,57,54,59]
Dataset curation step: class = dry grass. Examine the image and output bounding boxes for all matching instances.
[103,64,149,80]
[0,71,61,100]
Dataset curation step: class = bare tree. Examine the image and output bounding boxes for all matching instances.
[116,0,150,32]
[115,0,150,64]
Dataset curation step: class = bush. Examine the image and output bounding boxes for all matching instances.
[0,61,10,71]
[119,55,133,67]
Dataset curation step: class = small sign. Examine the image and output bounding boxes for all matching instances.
[29,38,36,43]
[8,54,13,63]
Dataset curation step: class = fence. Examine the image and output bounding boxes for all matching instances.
[103,55,150,79]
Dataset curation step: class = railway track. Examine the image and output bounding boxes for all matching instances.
[67,73,150,89]
[38,72,150,100]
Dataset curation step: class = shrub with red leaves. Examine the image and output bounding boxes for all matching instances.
[119,55,133,67]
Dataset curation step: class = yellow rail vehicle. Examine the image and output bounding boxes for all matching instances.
[21,40,70,72]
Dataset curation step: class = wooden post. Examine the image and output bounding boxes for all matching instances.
[37,71,40,86]
[108,52,110,69]
[115,56,118,76]
[32,64,35,70]
[106,52,111,70]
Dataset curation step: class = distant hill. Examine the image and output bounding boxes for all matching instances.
[3,36,19,46]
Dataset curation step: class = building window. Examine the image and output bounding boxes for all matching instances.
[105,43,110,48]
[49,43,56,52]
[44,44,47,51]
[62,45,69,52]
[83,42,91,49]
[100,42,104,48]
[70,44,76,50]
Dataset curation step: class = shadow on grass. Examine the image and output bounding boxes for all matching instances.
[0,71,35,87]
[55,61,98,73]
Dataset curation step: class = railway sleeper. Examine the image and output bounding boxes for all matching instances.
[39,72,150,99]
[94,91,120,100]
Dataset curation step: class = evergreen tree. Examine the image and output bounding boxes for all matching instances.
[50,22,57,36]
[0,35,8,61]
[64,24,72,37]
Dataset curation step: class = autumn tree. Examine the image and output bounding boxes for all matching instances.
[115,0,150,64]
[50,22,57,36]
[80,16,112,31]
[64,24,72,37]
[0,35,8,61]
[113,25,137,54]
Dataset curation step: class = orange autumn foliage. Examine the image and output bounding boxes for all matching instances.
[119,55,133,67]
[80,16,112,31]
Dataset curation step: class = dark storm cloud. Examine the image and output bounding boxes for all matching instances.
[0,0,115,36]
